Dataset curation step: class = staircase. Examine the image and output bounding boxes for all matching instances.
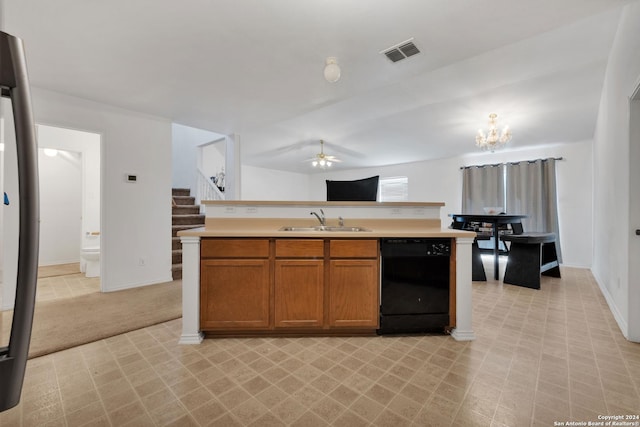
[172,188,205,280]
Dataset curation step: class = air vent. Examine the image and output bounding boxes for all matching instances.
[381,38,421,63]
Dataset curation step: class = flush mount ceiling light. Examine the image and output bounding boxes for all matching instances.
[323,57,341,83]
[475,113,512,152]
[309,140,341,168]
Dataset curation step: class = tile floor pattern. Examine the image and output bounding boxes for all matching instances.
[1,266,639,426]
[35,263,100,303]
[38,263,83,279]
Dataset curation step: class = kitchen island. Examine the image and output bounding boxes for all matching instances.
[177,201,476,343]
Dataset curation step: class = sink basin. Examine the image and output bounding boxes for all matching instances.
[279,226,371,232]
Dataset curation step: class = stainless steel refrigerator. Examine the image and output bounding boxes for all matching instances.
[0,30,40,412]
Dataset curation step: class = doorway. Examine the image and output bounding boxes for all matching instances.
[36,124,102,295]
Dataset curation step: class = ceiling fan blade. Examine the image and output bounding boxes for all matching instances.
[317,141,361,157]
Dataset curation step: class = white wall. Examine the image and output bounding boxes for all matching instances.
[200,140,225,180]
[241,165,311,201]
[31,88,173,292]
[307,141,593,268]
[172,123,223,196]
[592,2,640,341]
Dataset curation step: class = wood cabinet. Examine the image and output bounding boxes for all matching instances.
[200,239,270,330]
[274,240,324,328]
[328,240,379,328]
[200,237,380,335]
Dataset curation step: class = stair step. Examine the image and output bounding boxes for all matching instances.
[172,188,191,197]
[172,205,200,215]
[171,263,182,280]
[172,237,182,250]
[172,249,182,265]
[172,214,206,226]
[173,196,195,206]
[172,224,203,237]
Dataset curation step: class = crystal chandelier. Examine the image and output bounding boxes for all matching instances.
[475,113,511,152]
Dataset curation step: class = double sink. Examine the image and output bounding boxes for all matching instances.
[279,225,371,232]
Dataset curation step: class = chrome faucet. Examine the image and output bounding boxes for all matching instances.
[310,209,325,226]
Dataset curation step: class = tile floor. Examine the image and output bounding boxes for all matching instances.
[36,263,100,303]
[1,266,639,426]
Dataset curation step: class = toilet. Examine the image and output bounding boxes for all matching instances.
[81,232,101,277]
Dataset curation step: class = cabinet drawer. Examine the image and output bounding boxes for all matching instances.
[201,239,269,258]
[275,239,324,258]
[329,239,379,258]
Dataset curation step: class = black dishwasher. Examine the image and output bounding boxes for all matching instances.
[378,238,451,335]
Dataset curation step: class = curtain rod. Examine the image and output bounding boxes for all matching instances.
[459,157,564,170]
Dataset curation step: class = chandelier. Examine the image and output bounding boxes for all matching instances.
[475,113,511,152]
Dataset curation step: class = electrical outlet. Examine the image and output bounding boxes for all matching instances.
[138,257,146,267]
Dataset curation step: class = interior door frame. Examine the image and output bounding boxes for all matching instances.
[628,80,640,342]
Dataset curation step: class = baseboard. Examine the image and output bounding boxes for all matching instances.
[179,332,204,344]
[557,262,590,269]
[103,275,176,293]
[591,269,628,339]
[39,260,80,267]
[451,328,476,341]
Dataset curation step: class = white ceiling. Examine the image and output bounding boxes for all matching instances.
[4,0,635,173]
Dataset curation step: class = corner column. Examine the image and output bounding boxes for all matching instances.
[451,236,476,341]
[179,236,203,344]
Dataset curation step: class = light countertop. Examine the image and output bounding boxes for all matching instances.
[202,200,445,207]
[178,218,476,239]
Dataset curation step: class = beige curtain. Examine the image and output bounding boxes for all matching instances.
[505,158,562,262]
[461,164,505,214]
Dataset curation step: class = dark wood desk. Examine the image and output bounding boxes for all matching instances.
[450,214,527,280]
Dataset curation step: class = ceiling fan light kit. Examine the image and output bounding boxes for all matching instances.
[310,140,340,168]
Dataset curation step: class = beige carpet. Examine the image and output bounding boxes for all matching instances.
[1,280,182,359]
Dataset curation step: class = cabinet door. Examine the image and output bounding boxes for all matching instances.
[274,260,324,328]
[329,259,379,328]
[200,259,270,330]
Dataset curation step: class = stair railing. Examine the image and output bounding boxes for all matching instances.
[196,168,225,210]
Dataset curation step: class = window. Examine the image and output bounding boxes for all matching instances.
[378,176,408,202]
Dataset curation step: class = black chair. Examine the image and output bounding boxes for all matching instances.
[471,240,487,281]
[450,220,487,281]
[510,222,524,235]
[500,232,561,289]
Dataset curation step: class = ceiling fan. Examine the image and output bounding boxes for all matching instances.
[308,140,342,168]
